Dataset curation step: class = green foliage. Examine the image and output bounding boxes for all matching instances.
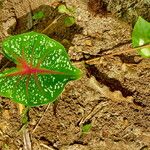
[0,32,82,106]
[58,4,76,27]
[58,5,69,14]
[58,4,75,16]
[82,123,92,133]
[32,11,45,20]
[132,16,150,58]
[64,16,75,27]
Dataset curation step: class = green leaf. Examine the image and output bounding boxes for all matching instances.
[58,4,75,16]
[132,16,150,58]
[58,5,68,14]
[1,32,82,106]
[64,16,75,27]
[32,11,45,20]
[82,123,92,133]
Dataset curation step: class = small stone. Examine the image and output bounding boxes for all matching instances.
[77,15,82,21]
[83,30,88,35]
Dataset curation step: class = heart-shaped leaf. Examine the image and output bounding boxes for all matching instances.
[132,16,150,58]
[0,32,82,106]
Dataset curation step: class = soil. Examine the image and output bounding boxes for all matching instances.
[0,0,150,150]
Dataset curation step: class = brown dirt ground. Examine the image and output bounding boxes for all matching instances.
[0,0,150,150]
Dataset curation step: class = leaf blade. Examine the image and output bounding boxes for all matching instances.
[132,16,150,58]
[1,32,82,106]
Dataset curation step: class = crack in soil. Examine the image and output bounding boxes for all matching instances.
[69,140,88,146]
[85,64,134,98]
[133,99,146,108]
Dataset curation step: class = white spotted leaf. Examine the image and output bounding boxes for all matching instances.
[132,17,150,58]
[0,32,82,106]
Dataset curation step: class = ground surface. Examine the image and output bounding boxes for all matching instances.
[0,0,150,150]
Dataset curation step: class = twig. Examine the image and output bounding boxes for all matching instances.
[79,101,108,126]
[41,14,65,34]
[74,44,150,65]
[32,103,51,133]
[104,43,150,57]
[23,128,32,150]
[40,143,54,150]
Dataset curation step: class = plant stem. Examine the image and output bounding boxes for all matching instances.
[19,106,30,132]
[22,106,30,124]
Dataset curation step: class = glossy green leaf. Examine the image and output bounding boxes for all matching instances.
[132,16,150,58]
[1,32,82,106]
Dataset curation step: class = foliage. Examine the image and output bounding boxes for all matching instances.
[0,32,82,106]
[82,123,92,134]
[32,11,45,20]
[58,4,76,27]
[58,5,69,14]
[64,16,75,27]
[58,4,75,16]
[132,16,150,58]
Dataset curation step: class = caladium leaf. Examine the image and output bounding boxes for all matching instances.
[0,32,82,106]
[132,16,150,58]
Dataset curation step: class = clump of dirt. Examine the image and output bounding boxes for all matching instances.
[0,0,150,150]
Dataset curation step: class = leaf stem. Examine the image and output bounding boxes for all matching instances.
[19,106,31,132]
[22,106,30,124]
